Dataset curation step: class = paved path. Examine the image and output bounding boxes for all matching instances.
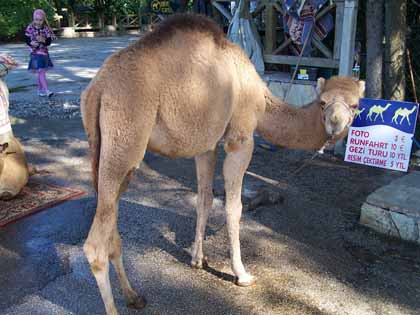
[1,37,420,315]
[1,35,140,102]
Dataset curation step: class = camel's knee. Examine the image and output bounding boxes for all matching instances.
[83,240,109,273]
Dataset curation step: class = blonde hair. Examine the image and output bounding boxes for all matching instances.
[32,9,56,39]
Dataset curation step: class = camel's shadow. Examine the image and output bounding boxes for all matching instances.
[0,195,235,314]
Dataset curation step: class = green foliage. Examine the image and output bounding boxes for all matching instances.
[0,0,55,40]
[0,0,147,40]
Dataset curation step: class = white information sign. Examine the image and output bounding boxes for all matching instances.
[345,98,419,172]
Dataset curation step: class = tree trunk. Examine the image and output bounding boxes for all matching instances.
[366,0,383,99]
[98,11,105,29]
[53,0,62,28]
[67,9,75,27]
[384,0,407,100]
[112,14,117,28]
[96,0,106,30]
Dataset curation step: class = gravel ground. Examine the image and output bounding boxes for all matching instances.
[10,98,82,120]
[2,100,420,315]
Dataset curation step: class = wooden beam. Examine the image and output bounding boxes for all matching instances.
[264,54,339,68]
[239,0,251,18]
[251,3,266,18]
[273,38,292,55]
[271,2,335,57]
[272,2,284,15]
[334,0,345,59]
[312,35,333,59]
[315,3,336,21]
[211,1,232,22]
[264,4,277,53]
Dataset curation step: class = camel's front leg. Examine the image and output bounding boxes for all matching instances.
[191,149,217,268]
[223,140,255,286]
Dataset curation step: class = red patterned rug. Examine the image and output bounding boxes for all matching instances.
[0,181,86,227]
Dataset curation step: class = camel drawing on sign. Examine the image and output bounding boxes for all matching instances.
[391,106,417,126]
[81,14,365,315]
[354,107,365,120]
[366,103,391,122]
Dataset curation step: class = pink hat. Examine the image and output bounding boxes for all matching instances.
[33,9,46,20]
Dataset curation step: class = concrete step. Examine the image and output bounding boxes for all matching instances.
[360,171,420,244]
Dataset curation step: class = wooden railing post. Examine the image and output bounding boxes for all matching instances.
[333,0,344,60]
[264,1,277,54]
[338,0,358,76]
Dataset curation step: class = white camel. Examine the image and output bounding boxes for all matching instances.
[391,106,417,126]
[354,107,365,120]
[366,103,391,122]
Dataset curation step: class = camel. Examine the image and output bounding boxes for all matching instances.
[81,14,365,315]
[366,103,391,122]
[0,136,29,199]
[391,106,417,126]
[354,107,365,120]
[0,71,29,200]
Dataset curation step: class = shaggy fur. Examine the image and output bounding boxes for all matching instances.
[0,137,29,200]
[81,14,365,315]
[0,79,29,200]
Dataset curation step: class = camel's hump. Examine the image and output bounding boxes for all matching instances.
[138,13,227,48]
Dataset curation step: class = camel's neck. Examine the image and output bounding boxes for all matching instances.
[256,90,329,150]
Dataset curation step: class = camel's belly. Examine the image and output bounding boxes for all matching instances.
[147,123,224,158]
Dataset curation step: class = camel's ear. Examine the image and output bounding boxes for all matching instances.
[316,77,326,94]
[358,80,366,97]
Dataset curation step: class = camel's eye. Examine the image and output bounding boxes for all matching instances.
[320,100,326,109]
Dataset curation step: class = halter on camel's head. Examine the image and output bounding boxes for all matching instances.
[316,76,365,138]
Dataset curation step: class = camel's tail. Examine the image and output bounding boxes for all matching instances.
[81,83,101,193]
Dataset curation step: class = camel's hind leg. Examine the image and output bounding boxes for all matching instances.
[84,120,152,315]
[223,139,255,286]
[191,149,217,268]
[110,227,147,309]
[84,175,123,315]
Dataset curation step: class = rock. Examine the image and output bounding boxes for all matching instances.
[245,188,284,211]
[360,171,420,244]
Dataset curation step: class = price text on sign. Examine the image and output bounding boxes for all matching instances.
[344,98,419,172]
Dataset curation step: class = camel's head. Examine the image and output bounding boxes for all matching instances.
[317,76,365,137]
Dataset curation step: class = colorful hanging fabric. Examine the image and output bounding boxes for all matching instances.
[282,0,334,56]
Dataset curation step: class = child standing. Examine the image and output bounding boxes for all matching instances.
[25,9,54,97]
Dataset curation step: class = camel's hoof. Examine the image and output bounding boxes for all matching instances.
[234,274,256,287]
[127,295,147,310]
[191,257,208,269]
